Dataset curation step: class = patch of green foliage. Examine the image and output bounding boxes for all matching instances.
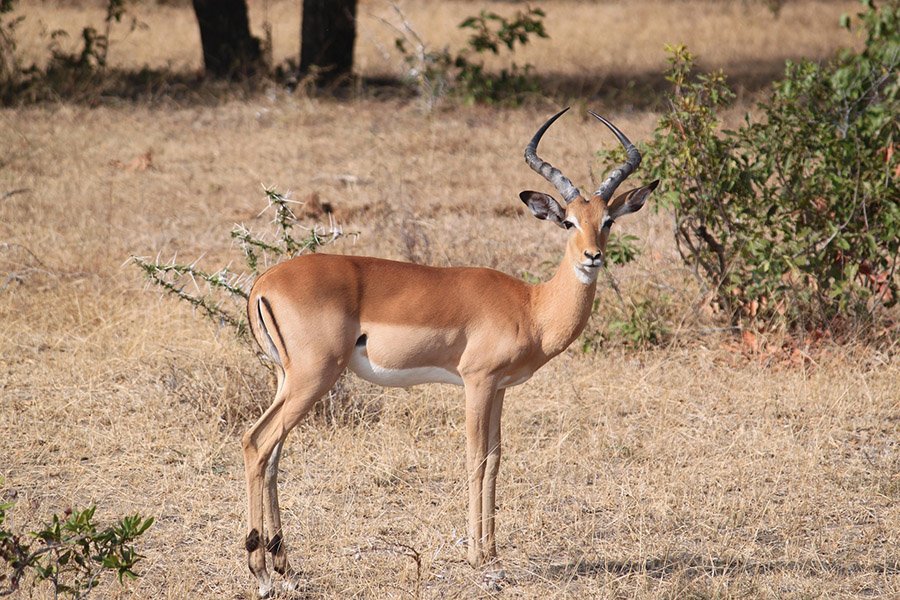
[576,230,672,351]
[605,232,642,267]
[606,296,672,349]
[0,0,144,100]
[582,284,673,352]
[394,5,548,107]
[613,0,898,337]
[0,486,153,598]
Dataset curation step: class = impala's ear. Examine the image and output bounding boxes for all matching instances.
[606,180,659,221]
[519,191,567,228]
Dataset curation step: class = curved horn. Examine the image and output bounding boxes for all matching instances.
[524,107,581,203]
[589,111,642,201]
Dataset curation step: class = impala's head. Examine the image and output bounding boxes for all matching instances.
[519,108,659,285]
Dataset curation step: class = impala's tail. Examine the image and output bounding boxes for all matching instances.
[249,294,288,368]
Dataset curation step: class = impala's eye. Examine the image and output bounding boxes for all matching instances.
[563,220,574,230]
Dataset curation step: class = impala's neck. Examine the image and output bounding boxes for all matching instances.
[530,244,598,359]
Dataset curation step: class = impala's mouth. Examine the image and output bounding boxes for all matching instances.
[573,261,601,284]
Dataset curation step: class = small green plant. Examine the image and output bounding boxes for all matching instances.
[392,5,548,106]
[0,0,144,98]
[0,488,153,598]
[0,0,23,86]
[605,232,641,267]
[614,0,898,337]
[607,296,672,348]
[581,284,673,351]
[46,0,144,73]
[454,6,548,105]
[132,187,349,345]
[578,234,668,351]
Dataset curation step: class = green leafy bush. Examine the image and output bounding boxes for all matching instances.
[581,284,673,352]
[630,0,898,336]
[0,491,153,598]
[393,5,548,106]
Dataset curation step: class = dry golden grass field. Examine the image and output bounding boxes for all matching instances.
[1,1,898,598]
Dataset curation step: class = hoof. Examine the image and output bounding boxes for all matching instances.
[481,568,508,592]
[280,576,305,593]
[257,581,274,598]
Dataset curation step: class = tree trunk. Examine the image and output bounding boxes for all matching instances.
[300,0,357,85]
[192,0,262,79]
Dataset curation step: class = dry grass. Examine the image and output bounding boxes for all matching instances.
[1,2,898,599]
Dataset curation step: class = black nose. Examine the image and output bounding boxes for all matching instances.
[584,250,602,261]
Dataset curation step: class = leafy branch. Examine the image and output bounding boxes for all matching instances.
[0,495,153,599]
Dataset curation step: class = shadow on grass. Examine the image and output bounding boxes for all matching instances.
[535,553,900,580]
[536,57,798,110]
[0,67,270,107]
[0,56,802,108]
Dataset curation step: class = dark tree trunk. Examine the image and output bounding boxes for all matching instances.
[300,0,357,85]
[192,0,262,79]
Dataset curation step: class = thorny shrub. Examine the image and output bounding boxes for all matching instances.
[133,188,363,424]
[133,187,347,345]
[0,487,153,599]
[609,0,898,339]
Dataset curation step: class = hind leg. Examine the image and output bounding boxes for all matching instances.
[243,360,345,597]
[264,439,294,581]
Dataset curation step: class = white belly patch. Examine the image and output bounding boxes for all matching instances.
[348,345,464,387]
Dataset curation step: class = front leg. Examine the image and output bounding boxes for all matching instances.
[463,377,498,567]
[482,388,505,561]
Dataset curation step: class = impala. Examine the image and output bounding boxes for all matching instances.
[242,108,658,596]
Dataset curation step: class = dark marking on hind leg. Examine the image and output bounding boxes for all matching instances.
[267,533,283,555]
[267,533,288,574]
[246,528,261,553]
